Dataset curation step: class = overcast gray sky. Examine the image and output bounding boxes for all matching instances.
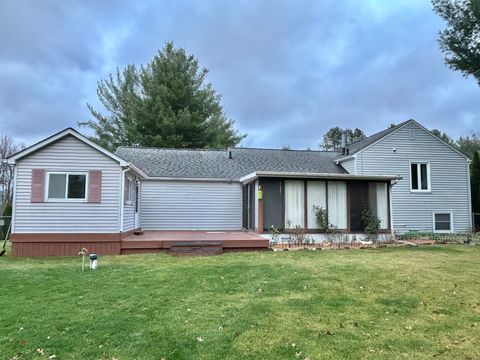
[0,0,478,149]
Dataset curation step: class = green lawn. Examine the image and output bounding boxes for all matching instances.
[1,245,479,360]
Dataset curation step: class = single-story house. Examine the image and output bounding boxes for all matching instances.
[6,119,472,256]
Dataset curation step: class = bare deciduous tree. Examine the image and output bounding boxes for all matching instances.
[0,134,24,206]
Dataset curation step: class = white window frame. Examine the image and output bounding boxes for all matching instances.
[432,211,454,233]
[124,175,135,205]
[45,171,88,202]
[409,161,431,193]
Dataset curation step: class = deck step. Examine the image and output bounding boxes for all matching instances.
[169,241,223,256]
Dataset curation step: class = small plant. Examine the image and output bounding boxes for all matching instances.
[313,206,336,233]
[362,209,381,242]
[285,221,307,246]
[269,225,280,242]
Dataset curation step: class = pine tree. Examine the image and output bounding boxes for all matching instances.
[80,42,245,151]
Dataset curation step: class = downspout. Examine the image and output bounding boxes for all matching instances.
[119,168,128,233]
[466,160,473,232]
[389,180,396,236]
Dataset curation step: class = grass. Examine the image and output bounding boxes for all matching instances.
[1,244,479,360]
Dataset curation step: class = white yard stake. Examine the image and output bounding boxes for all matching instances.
[79,248,88,272]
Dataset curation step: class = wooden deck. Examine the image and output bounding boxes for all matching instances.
[121,230,269,255]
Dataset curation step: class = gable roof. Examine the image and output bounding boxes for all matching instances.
[342,119,469,160]
[6,128,128,166]
[345,119,413,155]
[115,147,346,180]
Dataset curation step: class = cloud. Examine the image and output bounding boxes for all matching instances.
[0,0,478,148]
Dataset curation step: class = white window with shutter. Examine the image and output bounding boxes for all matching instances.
[46,172,87,201]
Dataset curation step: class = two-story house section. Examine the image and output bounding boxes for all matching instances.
[336,119,472,233]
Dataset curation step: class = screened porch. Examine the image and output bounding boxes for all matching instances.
[242,173,398,234]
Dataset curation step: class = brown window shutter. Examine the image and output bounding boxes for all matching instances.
[31,169,46,202]
[88,170,102,203]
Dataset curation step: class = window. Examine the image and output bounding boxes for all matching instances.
[284,180,304,228]
[47,172,86,200]
[369,182,389,229]
[433,212,453,233]
[410,162,430,191]
[327,181,347,229]
[306,181,326,229]
[125,176,135,205]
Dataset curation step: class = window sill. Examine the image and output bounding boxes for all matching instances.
[46,198,87,203]
[410,190,431,194]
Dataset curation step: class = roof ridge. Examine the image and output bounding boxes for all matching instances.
[117,146,340,153]
[116,146,227,152]
[233,147,340,153]
[347,119,414,147]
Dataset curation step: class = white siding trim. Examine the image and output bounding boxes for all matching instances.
[11,166,17,233]
[7,128,127,166]
[466,160,473,231]
[119,168,128,232]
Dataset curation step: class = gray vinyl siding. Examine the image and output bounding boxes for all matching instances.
[356,122,471,233]
[13,135,122,233]
[140,180,242,230]
[340,158,355,174]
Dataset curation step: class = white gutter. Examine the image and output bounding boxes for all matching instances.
[335,154,355,163]
[127,162,148,179]
[143,176,238,183]
[239,171,402,184]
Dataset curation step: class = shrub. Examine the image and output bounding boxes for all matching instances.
[313,206,336,233]
[362,209,381,242]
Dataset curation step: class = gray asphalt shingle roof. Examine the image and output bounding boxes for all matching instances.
[115,147,346,180]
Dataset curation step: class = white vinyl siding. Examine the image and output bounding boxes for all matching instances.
[13,135,122,233]
[355,122,471,233]
[140,180,242,230]
[340,158,355,174]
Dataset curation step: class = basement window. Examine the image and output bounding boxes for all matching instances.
[410,162,430,192]
[47,172,87,201]
[433,212,453,233]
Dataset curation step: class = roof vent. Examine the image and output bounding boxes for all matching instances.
[228,150,233,159]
